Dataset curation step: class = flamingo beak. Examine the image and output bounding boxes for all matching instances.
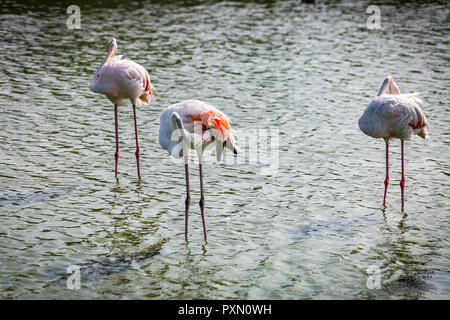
[149,86,156,99]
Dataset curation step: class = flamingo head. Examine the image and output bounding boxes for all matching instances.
[89,68,103,93]
[106,38,117,55]
[89,38,118,93]
[377,75,401,96]
[387,75,401,95]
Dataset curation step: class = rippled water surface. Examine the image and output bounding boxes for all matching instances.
[0,0,449,299]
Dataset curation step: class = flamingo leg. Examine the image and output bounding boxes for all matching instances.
[199,162,207,242]
[383,139,389,207]
[114,104,119,178]
[132,103,141,179]
[400,139,405,211]
[184,155,190,240]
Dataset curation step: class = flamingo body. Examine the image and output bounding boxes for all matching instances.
[358,76,429,210]
[359,93,429,140]
[159,99,239,159]
[90,42,154,107]
[158,100,240,241]
[89,38,155,179]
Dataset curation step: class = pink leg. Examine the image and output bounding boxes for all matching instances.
[383,139,389,206]
[199,163,207,242]
[400,139,405,211]
[184,156,190,240]
[114,104,119,178]
[132,103,141,179]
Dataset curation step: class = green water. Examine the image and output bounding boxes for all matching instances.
[0,0,449,299]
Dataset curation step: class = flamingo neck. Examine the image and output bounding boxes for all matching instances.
[389,80,401,95]
[101,44,117,67]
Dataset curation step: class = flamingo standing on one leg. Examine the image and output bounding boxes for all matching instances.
[358,75,429,210]
[89,38,155,180]
[159,100,240,241]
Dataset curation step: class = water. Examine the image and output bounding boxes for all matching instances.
[0,0,449,299]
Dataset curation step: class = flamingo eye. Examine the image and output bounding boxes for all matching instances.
[96,74,100,78]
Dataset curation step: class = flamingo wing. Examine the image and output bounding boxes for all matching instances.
[367,94,429,139]
[159,100,240,159]
[117,60,154,98]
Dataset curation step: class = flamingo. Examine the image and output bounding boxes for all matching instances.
[89,38,155,179]
[358,75,429,210]
[159,100,240,241]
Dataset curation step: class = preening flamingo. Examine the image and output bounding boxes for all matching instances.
[358,75,429,210]
[89,38,155,179]
[159,100,240,241]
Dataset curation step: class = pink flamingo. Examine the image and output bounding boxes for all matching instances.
[358,75,429,210]
[90,38,155,179]
[159,100,240,241]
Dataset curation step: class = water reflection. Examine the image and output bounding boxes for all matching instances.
[0,0,448,299]
[373,210,435,298]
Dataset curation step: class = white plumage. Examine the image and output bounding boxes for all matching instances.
[358,75,429,211]
[89,38,155,107]
[159,99,239,159]
[359,93,429,140]
[158,99,240,241]
[89,38,155,179]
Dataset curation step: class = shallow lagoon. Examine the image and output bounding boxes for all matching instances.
[0,0,449,299]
